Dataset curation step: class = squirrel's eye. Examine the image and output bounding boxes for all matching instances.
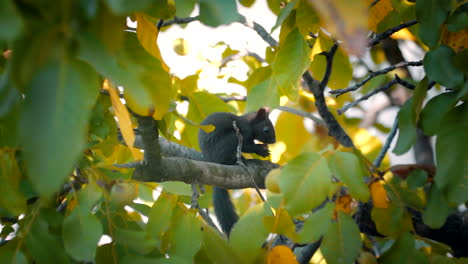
[263,126,269,133]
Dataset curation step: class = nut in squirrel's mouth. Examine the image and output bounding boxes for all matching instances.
[254,139,268,146]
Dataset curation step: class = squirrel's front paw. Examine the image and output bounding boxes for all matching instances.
[257,144,271,157]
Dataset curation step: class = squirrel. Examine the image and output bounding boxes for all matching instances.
[198,107,276,236]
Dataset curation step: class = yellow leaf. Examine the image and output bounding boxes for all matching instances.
[308,0,368,56]
[442,26,468,53]
[367,0,393,32]
[267,245,298,264]
[335,194,354,216]
[370,181,388,208]
[106,81,143,160]
[391,28,416,41]
[135,13,170,72]
[275,111,312,163]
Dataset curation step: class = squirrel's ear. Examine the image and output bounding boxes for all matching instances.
[256,107,270,119]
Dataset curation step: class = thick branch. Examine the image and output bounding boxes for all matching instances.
[133,157,278,189]
[303,71,354,147]
[330,60,422,96]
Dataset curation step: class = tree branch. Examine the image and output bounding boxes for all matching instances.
[161,16,200,27]
[373,116,398,168]
[238,15,279,47]
[330,60,423,97]
[319,42,339,91]
[133,157,278,189]
[277,106,325,126]
[338,74,415,115]
[303,71,354,147]
[370,20,418,46]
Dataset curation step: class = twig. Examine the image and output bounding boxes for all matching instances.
[338,74,415,115]
[319,43,339,91]
[161,16,200,27]
[370,20,418,46]
[232,121,266,202]
[198,207,221,234]
[277,106,325,126]
[369,0,381,8]
[330,60,423,96]
[373,117,398,168]
[190,182,220,232]
[239,15,279,47]
[191,183,200,209]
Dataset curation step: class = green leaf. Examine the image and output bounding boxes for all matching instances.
[297,202,334,244]
[0,249,27,264]
[371,205,413,237]
[419,92,458,135]
[19,57,99,197]
[121,255,191,264]
[198,0,240,27]
[104,0,154,14]
[76,182,103,213]
[147,193,177,238]
[279,152,333,216]
[392,0,416,22]
[423,45,464,88]
[25,215,70,264]
[327,151,370,202]
[270,1,296,33]
[454,49,468,74]
[168,206,202,259]
[0,0,23,41]
[321,212,362,264]
[379,233,425,264]
[407,169,428,190]
[446,3,468,32]
[239,0,255,7]
[115,228,159,254]
[271,28,311,100]
[230,204,269,263]
[411,77,428,123]
[415,0,451,47]
[296,0,320,36]
[201,224,242,264]
[393,98,416,155]
[0,150,26,215]
[264,208,296,238]
[423,186,451,228]
[175,0,197,17]
[434,104,468,204]
[0,67,21,118]
[160,181,192,196]
[63,211,103,261]
[121,32,173,120]
[246,78,280,112]
[146,0,176,20]
[245,66,272,91]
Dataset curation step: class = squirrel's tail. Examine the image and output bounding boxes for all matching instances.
[213,187,239,236]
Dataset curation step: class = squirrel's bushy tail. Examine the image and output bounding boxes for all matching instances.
[213,187,239,236]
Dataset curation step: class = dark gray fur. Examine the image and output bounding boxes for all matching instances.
[198,107,276,235]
